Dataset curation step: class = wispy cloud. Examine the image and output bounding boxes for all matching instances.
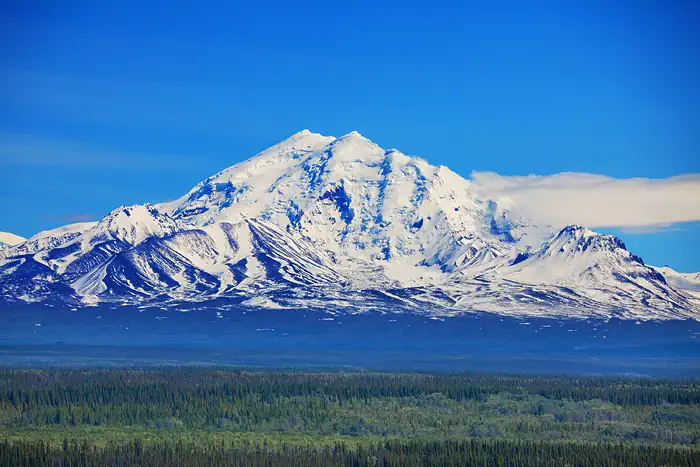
[0,70,254,136]
[0,132,201,170]
[617,224,683,234]
[42,213,97,224]
[470,172,700,229]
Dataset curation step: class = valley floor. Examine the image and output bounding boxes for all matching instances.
[2,304,700,376]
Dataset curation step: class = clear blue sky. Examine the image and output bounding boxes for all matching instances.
[0,0,698,270]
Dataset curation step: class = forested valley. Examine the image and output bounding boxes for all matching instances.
[1,369,698,466]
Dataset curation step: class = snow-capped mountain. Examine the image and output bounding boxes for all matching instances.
[1,130,698,320]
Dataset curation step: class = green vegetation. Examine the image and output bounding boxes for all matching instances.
[0,369,699,465]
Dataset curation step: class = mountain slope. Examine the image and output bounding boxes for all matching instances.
[0,131,697,320]
[475,226,697,318]
[0,232,26,248]
[653,266,700,293]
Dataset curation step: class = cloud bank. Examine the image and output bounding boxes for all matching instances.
[470,172,700,229]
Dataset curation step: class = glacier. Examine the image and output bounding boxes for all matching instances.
[1,130,698,320]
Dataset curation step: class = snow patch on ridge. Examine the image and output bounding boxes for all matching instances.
[0,232,26,247]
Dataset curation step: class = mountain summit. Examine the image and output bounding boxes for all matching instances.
[1,131,698,319]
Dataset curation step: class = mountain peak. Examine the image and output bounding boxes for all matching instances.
[337,130,368,141]
[558,224,595,238]
[268,130,335,155]
[95,204,180,246]
[330,131,380,154]
[554,224,628,252]
[288,129,320,139]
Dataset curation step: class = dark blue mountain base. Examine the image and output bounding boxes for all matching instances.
[1,302,698,376]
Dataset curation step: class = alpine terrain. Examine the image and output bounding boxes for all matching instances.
[0,232,26,249]
[1,131,698,320]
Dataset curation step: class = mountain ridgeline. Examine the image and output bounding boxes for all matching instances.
[1,130,698,320]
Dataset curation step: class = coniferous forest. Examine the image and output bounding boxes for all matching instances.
[0,369,698,466]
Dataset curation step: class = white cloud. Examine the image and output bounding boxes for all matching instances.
[470,172,700,229]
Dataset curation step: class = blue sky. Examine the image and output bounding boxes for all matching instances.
[0,0,698,270]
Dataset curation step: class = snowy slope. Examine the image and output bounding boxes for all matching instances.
[0,131,697,320]
[653,266,700,293]
[0,232,26,248]
[479,226,698,319]
[0,223,96,260]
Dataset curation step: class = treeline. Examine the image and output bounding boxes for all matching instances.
[1,369,699,409]
[2,437,699,467]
